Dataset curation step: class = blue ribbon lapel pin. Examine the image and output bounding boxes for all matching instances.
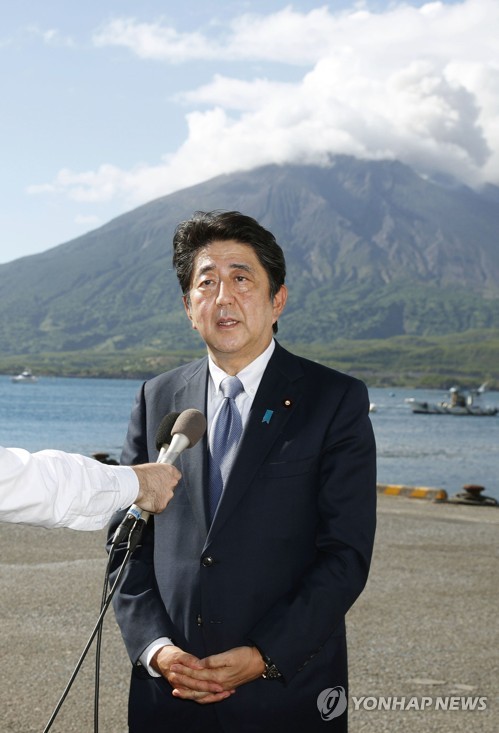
[262,409,274,424]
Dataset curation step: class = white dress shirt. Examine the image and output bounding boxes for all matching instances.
[140,339,276,674]
[0,446,138,531]
[206,338,275,429]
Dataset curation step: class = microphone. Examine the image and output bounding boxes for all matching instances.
[111,412,179,546]
[112,409,207,546]
[137,408,207,523]
[156,411,182,463]
[123,411,181,523]
[156,408,206,466]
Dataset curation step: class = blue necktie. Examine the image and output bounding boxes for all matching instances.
[208,376,244,521]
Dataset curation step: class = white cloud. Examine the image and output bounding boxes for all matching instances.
[26,25,75,47]
[91,2,497,67]
[32,0,499,211]
[92,17,218,63]
[177,75,296,112]
[91,7,343,65]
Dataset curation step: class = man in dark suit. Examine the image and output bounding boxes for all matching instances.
[108,210,376,732]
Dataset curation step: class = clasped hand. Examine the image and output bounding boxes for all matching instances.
[151,644,266,704]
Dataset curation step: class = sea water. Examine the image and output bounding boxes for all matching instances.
[1,375,498,501]
[369,386,499,501]
[0,375,141,459]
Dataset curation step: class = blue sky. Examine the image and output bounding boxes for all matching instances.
[1,0,496,264]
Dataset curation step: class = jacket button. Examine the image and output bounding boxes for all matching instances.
[201,556,214,567]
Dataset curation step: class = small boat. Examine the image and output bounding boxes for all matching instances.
[11,369,38,383]
[405,384,498,416]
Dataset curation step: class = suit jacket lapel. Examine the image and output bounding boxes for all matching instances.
[172,358,211,537]
[206,344,304,542]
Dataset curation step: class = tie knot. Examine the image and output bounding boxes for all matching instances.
[220,376,244,400]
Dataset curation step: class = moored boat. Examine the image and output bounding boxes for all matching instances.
[406,384,497,416]
[11,369,38,383]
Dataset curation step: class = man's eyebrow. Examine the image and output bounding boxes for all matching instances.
[230,263,253,273]
[196,264,215,277]
[195,262,254,277]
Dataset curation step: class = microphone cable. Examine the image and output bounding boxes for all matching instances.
[93,542,115,733]
[93,515,150,733]
[41,520,146,733]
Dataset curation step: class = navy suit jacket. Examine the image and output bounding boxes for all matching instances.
[108,341,376,732]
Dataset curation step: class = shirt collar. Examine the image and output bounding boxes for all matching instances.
[208,339,276,397]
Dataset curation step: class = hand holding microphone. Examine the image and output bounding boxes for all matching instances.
[131,463,181,514]
[130,411,181,518]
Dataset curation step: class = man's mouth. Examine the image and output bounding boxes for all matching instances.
[217,317,238,328]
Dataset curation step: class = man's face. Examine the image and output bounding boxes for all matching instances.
[184,240,287,373]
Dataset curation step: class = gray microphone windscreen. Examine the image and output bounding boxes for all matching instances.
[155,412,181,450]
[172,408,207,447]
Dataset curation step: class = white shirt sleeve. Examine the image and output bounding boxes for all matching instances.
[139,638,174,676]
[0,446,139,530]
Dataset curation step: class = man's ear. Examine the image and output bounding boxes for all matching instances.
[183,294,196,329]
[272,284,288,323]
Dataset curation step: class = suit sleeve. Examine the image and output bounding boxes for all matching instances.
[107,383,177,664]
[247,378,377,681]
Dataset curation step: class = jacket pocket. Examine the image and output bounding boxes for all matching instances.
[258,455,318,479]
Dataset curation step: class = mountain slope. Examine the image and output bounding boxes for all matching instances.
[1,156,499,354]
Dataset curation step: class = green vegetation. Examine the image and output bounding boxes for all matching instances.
[282,329,499,388]
[2,328,498,389]
[281,279,499,342]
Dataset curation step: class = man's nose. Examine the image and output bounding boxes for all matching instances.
[215,280,233,305]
